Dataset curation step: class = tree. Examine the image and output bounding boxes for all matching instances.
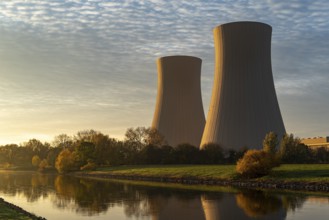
[278,134,310,163]
[174,143,199,164]
[159,145,175,164]
[24,139,49,159]
[46,147,62,168]
[262,132,280,167]
[52,134,73,149]
[139,144,162,164]
[75,129,100,143]
[38,159,48,172]
[144,128,166,146]
[201,143,224,164]
[124,127,166,149]
[263,132,278,155]
[311,147,329,163]
[236,150,273,178]
[55,149,78,173]
[74,142,96,166]
[32,155,41,167]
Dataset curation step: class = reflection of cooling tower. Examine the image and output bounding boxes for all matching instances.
[152,56,205,147]
[201,194,286,220]
[201,22,286,149]
[150,196,206,220]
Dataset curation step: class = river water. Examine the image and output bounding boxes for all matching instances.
[0,171,328,220]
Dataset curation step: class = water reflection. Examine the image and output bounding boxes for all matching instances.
[0,172,328,220]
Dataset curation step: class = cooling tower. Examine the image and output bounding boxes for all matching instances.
[201,21,285,150]
[152,55,205,147]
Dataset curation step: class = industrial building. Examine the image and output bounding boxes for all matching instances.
[151,56,205,147]
[200,21,286,149]
[301,136,329,149]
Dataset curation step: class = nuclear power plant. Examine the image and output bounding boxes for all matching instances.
[151,56,205,147]
[201,21,285,149]
[152,21,285,150]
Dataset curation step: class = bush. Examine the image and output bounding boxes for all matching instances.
[31,155,41,167]
[236,150,273,178]
[174,143,199,164]
[38,159,48,172]
[201,143,224,164]
[80,161,97,171]
[55,149,78,174]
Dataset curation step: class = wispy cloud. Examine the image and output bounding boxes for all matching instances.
[0,0,328,142]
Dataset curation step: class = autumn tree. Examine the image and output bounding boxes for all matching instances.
[55,149,78,174]
[236,149,273,178]
[32,155,41,167]
[263,132,278,154]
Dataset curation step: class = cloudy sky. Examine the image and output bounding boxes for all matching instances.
[0,0,328,145]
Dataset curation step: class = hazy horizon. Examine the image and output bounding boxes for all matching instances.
[1,0,329,145]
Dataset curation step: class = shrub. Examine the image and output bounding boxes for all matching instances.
[80,161,97,171]
[174,143,199,164]
[201,143,224,164]
[55,149,78,174]
[31,155,41,167]
[38,159,49,172]
[236,150,273,178]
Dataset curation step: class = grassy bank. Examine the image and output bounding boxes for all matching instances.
[0,198,45,220]
[96,164,237,179]
[90,164,329,182]
[77,164,329,192]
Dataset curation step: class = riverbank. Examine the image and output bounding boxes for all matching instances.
[0,198,46,220]
[76,164,329,192]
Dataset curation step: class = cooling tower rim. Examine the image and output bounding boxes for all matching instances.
[157,55,202,62]
[213,21,272,30]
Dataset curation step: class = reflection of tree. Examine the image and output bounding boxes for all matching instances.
[281,194,307,212]
[0,172,309,219]
[0,172,53,202]
[236,190,282,217]
[53,175,151,216]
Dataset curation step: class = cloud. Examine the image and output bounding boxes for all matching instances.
[0,0,328,142]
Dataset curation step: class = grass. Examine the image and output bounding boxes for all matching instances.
[0,199,34,220]
[92,164,329,183]
[95,164,237,179]
[263,164,329,182]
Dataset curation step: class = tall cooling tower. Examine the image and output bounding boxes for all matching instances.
[201,21,285,150]
[152,56,205,147]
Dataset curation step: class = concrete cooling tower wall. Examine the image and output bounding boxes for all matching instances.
[201,21,286,150]
[152,55,205,147]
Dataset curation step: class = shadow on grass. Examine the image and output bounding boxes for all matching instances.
[269,169,329,179]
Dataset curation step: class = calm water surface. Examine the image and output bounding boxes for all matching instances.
[0,171,329,220]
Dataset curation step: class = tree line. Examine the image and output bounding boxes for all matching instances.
[0,128,328,173]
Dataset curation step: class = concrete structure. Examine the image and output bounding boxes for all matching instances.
[301,136,329,149]
[201,21,286,150]
[149,196,206,220]
[201,194,286,220]
[152,55,205,147]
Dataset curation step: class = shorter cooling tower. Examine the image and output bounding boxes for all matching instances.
[201,21,286,150]
[152,56,205,147]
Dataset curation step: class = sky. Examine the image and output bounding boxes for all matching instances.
[0,0,328,145]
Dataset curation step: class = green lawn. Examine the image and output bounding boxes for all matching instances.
[0,200,33,220]
[92,164,329,182]
[95,164,237,179]
[264,164,329,182]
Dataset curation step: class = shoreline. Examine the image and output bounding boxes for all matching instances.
[0,197,46,220]
[75,172,329,192]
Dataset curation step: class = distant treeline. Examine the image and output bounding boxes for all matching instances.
[0,127,328,173]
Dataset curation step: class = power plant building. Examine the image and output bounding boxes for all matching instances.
[201,21,286,150]
[151,56,205,147]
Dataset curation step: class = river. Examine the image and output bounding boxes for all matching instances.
[0,171,328,220]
